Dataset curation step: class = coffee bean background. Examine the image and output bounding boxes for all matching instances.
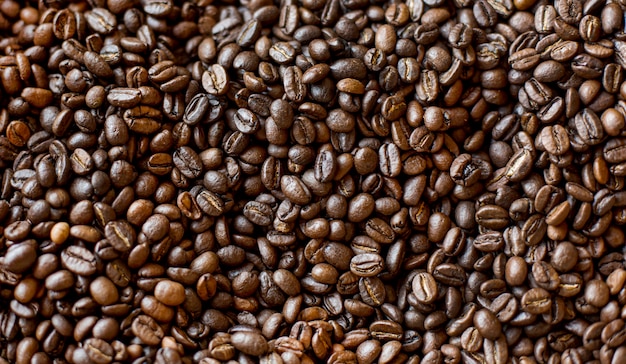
[0,0,625,363]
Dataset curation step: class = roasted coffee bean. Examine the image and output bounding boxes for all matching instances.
[202,65,229,96]
[521,287,552,314]
[107,87,141,108]
[173,146,202,179]
[604,138,626,163]
[154,279,185,306]
[132,315,164,346]
[281,175,311,205]
[412,272,438,304]
[60,245,96,276]
[475,205,510,230]
[474,309,501,341]
[540,125,570,155]
[474,0,498,28]
[104,220,136,253]
[350,253,385,277]
[283,66,306,102]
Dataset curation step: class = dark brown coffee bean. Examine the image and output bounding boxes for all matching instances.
[433,263,466,286]
[85,8,116,34]
[533,60,565,83]
[475,205,510,230]
[283,66,306,102]
[532,261,560,291]
[350,253,385,277]
[173,146,202,179]
[202,65,229,96]
[132,315,164,346]
[412,272,438,304]
[484,336,509,364]
[61,245,96,276]
[521,287,551,314]
[281,175,312,205]
[107,87,141,108]
[604,138,626,163]
[370,320,403,341]
[194,189,224,217]
[105,220,136,253]
[580,15,601,42]
[243,201,273,226]
[572,54,603,79]
[474,0,498,28]
[83,338,114,364]
[4,241,37,274]
[21,87,53,109]
[540,125,570,155]
[474,309,501,340]
[154,279,185,306]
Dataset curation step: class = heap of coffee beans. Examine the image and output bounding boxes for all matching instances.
[1,0,626,362]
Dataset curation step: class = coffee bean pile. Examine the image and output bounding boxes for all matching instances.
[0,0,626,363]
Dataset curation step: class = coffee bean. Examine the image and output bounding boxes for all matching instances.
[90,276,118,305]
[154,280,185,306]
[83,338,114,364]
[475,205,510,230]
[521,287,552,314]
[540,125,570,155]
[173,146,202,179]
[232,108,260,134]
[202,65,229,96]
[107,87,141,108]
[365,217,395,244]
[412,272,438,304]
[474,309,501,340]
[21,87,53,109]
[231,331,269,356]
[104,220,136,253]
[604,137,626,163]
[84,51,113,78]
[85,7,116,34]
[474,0,498,27]
[132,315,164,346]
[44,269,75,292]
[61,245,96,276]
[281,175,312,205]
[4,246,35,280]
[370,320,403,341]
[350,253,385,277]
